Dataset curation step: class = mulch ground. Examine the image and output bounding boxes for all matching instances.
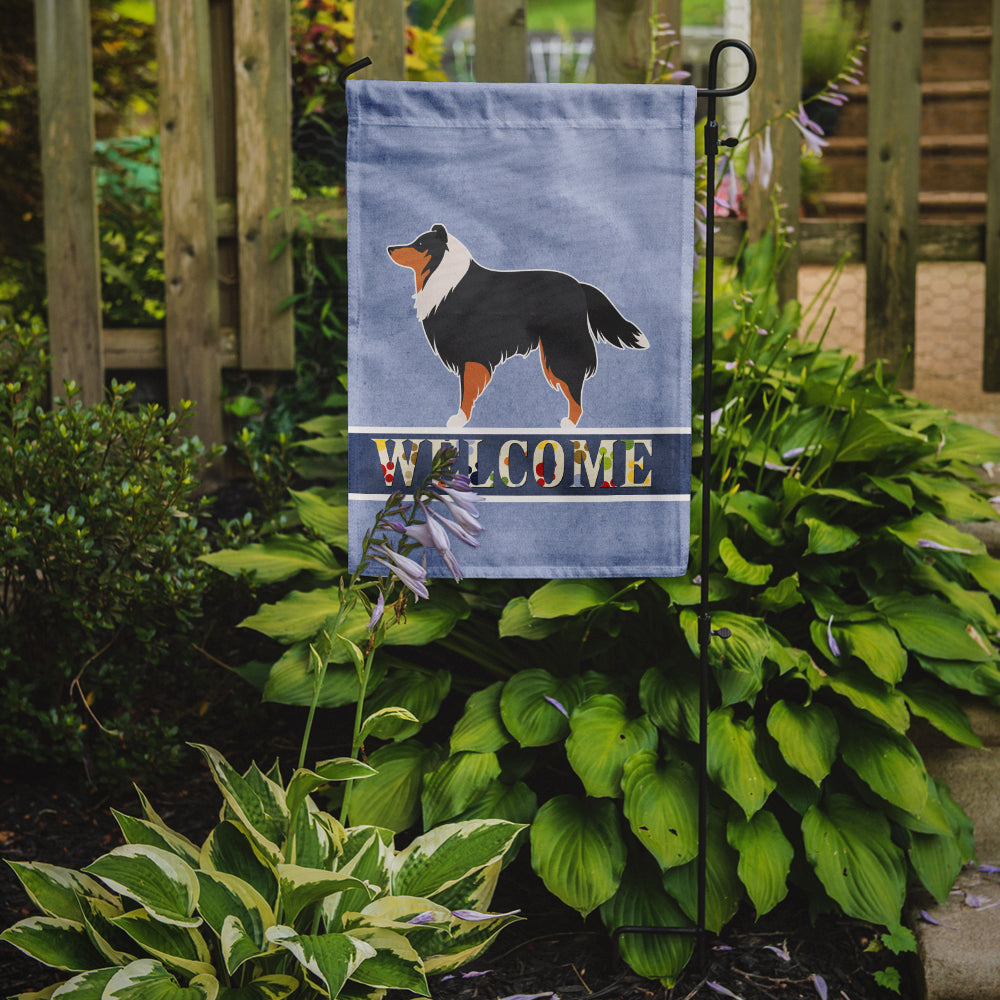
[1,739,913,1000]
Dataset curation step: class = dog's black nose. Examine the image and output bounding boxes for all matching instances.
[387,245,402,256]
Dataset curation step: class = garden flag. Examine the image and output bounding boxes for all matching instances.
[346,80,696,578]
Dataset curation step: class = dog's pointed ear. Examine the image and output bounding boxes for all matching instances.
[431,223,448,244]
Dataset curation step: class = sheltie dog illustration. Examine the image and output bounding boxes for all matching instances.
[387,224,649,430]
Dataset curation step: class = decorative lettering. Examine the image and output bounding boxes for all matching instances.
[499,440,528,488]
[624,439,652,487]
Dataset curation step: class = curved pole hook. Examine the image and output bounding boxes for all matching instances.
[337,56,373,90]
[697,38,756,99]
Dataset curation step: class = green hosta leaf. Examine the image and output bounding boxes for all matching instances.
[288,488,349,547]
[707,708,776,819]
[362,666,451,740]
[216,975,299,1000]
[5,862,118,923]
[839,718,929,816]
[599,853,694,987]
[835,621,907,684]
[802,793,906,926]
[393,819,524,900]
[277,865,374,925]
[191,746,287,862]
[84,846,200,928]
[680,610,770,706]
[200,535,341,583]
[886,512,985,556]
[103,959,218,999]
[565,695,658,798]
[200,822,278,910]
[907,473,998,522]
[499,670,584,747]
[346,926,428,994]
[347,740,442,832]
[112,812,201,868]
[261,643,388,709]
[38,966,117,998]
[727,811,793,918]
[765,700,838,786]
[285,759,376,823]
[661,810,741,933]
[866,474,914,509]
[724,490,784,545]
[909,827,965,905]
[265,926,375,997]
[530,795,626,917]
[195,871,273,974]
[755,573,804,614]
[421,751,502,828]
[497,597,564,639]
[911,562,1000,632]
[916,655,1000,697]
[967,553,1000,597]
[935,421,1000,464]
[655,572,737,606]
[450,682,511,754]
[527,579,616,618]
[0,916,107,971]
[621,751,698,871]
[360,706,421,742]
[835,410,927,463]
[901,680,983,748]
[809,661,910,732]
[639,663,699,742]
[874,594,995,662]
[718,537,772,586]
[453,779,538,827]
[111,908,214,978]
[803,517,859,556]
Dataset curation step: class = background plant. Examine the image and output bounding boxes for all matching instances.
[0,317,221,786]
[1,743,524,998]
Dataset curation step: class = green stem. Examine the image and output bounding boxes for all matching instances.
[340,645,377,826]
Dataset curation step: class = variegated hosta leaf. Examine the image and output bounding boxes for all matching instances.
[347,740,443,832]
[285,760,376,824]
[191,745,287,863]
[529,795,626,917]
[110,908,214,979]
[802,793,906,926]
[450,681,511,754]
[621,751,699,871]
[838,718,929,817]
[420,906,523,975]
[200,822,278,910]
[565,695,658,798]
[707,707,776,818]
[45,966,118,997]
[391,820,524,901]
[323,829,393,931]
[112,811,202,868]
[421,751,502,829]
[661,810,742,934]
[83,846,200,928]
[765,700,838,786]
[265,925,375,998]
[102,958,218,999]
[344,926,429,994]
[727,810,793,918]
[4,861,118,922]
[599,853,694,987]
[78,894,136,966]
[214,974,299,999]
[288,802,343,870]
[499,669,585,747]
[424,859,501,915]
[277,865,376,925]
[0,916,106,971]
[195,871,274,974]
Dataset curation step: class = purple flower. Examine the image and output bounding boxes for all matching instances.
[407,911,438,925]
[706,983,742,999]
[763,944,790,961]
[428,505,480,547]
[791,104,829,156]
[544,695,569,718]
[367,591,385,631]
[827,616,841,658]
[747,125,774,190]
[371,544,429,600]
[917,538,973,554]
[812,974,828,1000]
[451,908,520,921]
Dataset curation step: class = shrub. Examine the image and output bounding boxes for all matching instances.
[1,743,524,997]
[210,234,1000,984]
[0,317,220,783]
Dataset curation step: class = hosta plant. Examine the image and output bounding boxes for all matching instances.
[1,744,523,999]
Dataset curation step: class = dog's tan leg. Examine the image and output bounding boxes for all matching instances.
[448,362,491,428]
[538,344,582,428]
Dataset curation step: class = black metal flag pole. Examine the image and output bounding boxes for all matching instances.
[339,40,758,973]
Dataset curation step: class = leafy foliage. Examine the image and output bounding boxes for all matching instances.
[212,234,1000,984]
[1,744,524,998]
[0,318,220,783]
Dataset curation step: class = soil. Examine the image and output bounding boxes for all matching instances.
[0,737,913,1000]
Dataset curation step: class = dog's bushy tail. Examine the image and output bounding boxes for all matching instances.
[582,284,649,349]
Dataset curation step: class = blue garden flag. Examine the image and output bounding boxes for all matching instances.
[346,80,696,578]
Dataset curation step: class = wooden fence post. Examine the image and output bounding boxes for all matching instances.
[233,0,294,369]
[474,0,527,83]
[354,0,407,80]
[34,0,104,405]
[746,0,801,305]
[157,0,223,445]
[594,0,653,84]
[865,0,923,389]
[983,0,1000,390]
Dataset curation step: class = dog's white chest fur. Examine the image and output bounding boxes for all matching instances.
[414,237,472,321]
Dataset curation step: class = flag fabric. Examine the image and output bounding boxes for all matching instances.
[346,79,696,578]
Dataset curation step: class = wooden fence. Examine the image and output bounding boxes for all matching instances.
[33,0,1000,445]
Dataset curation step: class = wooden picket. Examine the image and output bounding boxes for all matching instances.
[30,0,1000,448]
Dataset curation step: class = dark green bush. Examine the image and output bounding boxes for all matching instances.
[0,317,220,783]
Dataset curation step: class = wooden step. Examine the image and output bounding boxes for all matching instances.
[922,25,992,82]
[822,134,988,193]
[813,190,987,222]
